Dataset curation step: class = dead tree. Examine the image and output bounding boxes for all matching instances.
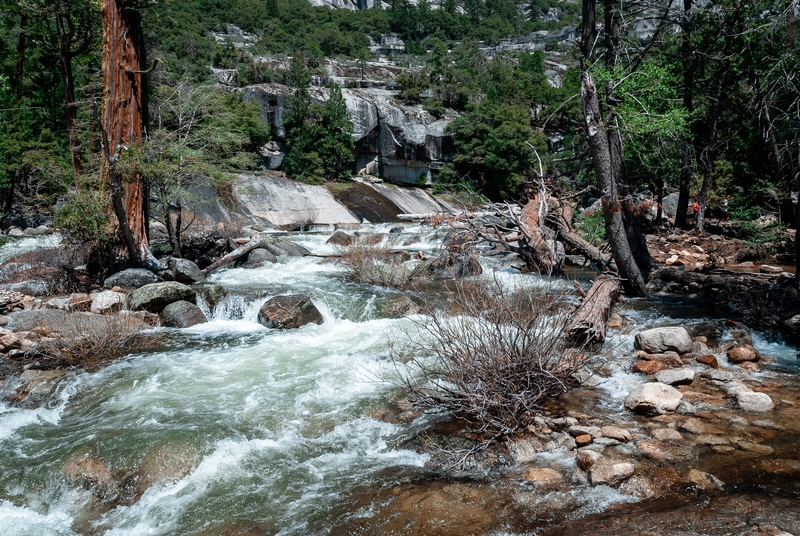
[101,0,154,267]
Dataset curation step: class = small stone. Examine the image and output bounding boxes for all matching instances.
[588,461,635,487]
[712,445,736,454]
[651,428,683,442]
[737,391,774,412]
[619,475,656,499]
[326,230,353,247]
[522,467,564,487]
[687,468,725,491]
[655,368,695,386]
[759,264,783,274]
[607,313,624,329]
[575,434,593,447]
[568,425,602,438]
[737,440,774,455]
[636,350,683,367]
[697,355,719,368]
[632,360,667,374]
[576,449,603,470]
[727,346,760,363]
[600,426,632,442]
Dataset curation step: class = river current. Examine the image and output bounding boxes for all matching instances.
[0,225,798,535]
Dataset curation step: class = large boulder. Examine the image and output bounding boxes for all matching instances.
[634,327,694,354]
[104,268,161,289]
[257,294,323,329]
[413,252,482,279]
[326,230,353,247]
[0,279,49,296]
[194,283,228,309]
[128,282,196,313]
[588,461,635,487]
[90,290,127,314]
[160,300,207,328]
[242,248,277,268]
[169,258,206,284]
[261,240,311,257]
[661,192,680,219]
[625,383,683,415]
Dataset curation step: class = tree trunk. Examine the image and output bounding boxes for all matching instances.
[580,74,648,297]
[58,37,83,176]
[549,202,616,273]
[676,0,695,229]
[203,239,261,275]
[696,69,727,232]
[101,0,152,266]
[519,195,561,275]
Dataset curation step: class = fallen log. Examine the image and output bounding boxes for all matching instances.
[203,239,260,275]
[649,268,779,292]
[548,203,616,273]
[567,274,620,345]
[519,195,562,275]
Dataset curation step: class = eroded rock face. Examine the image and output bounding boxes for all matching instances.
[104,268,160,289]
[634,327,694,354]
[625,383,683,415]
[257,294,323,329]
[128,282,196,313]
[160,300,207,328]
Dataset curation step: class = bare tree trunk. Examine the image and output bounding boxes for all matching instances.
[676,0,695,229]
[520,195,561,275]
[59,36,83,176]
[101,0,153,266]
[581,74,648,296]
[204,239,260,275]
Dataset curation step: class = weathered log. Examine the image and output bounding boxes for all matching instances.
[568,274,621,344]
[649,268,778,292]
[203,239,260,275]
[519,195,562,275]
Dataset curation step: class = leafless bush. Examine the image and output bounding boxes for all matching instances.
[391,277,590,438]
[0,245,93,294]
[35,315,163,371]
[337,236,412,288]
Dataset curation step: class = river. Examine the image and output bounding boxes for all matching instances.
[0,225,798,535]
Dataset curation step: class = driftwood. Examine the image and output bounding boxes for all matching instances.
[567,274,621,344]
[203,239,260,275]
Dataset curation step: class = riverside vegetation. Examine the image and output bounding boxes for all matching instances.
[0,0,799,534]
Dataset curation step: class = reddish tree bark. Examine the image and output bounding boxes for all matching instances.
[101,0,152,265]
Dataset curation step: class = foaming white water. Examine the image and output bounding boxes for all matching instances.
[0,501,77,536]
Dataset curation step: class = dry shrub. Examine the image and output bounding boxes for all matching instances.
[337,235,411,288]
[0,245,93,294]
[36,315,163,370]
[391,277,590,438]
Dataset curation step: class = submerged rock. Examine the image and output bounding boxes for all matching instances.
[160,300,207,328]
[634,327,694,354]
[625,383,683,415]
[257,294,323,329]
[104,268,161,289]
[128,282,196,313]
